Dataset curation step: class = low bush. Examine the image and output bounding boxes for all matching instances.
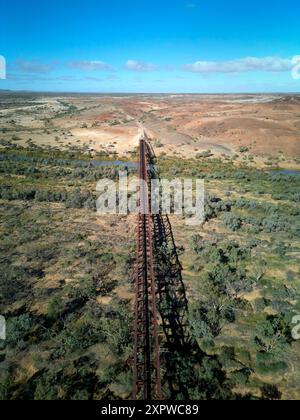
[5,314,34,350]
[222,213,243,231]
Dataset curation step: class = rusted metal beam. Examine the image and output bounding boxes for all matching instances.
[133,137,162,401]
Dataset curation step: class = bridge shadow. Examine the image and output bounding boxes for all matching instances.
[144,140,268,400]
[152,212,204,399]
[145,141,204,399]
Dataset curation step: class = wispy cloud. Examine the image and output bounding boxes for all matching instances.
[8,73,120,83]
[8,73,75,82]
[184,56,293,73]
[68,60,113,71]
[125,60,157,72]
[14,59,57,73]
[86,75,120,82]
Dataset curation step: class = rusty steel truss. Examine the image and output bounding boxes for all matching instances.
[133,136,162,401]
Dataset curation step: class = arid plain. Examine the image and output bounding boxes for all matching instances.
[1,93,300,165]
[0,93,300,400]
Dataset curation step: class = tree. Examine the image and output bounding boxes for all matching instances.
[254,314,291,357]
[189,240,254,339]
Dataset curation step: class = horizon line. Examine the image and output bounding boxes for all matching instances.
[1,89,300,96]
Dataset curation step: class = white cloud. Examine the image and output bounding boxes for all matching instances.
[184,56,293,73]
[14,59,57,73]
[291,55,300,80]
[125,60,157,72]
[68,60,113,71]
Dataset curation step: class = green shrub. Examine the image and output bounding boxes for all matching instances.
[239,146,249,153]
[53,320,105,358]
[230,369,250,386]
[47,296,64,320]
[254,314,291,358]
[6,314,34,350]
[222,213,243,231]
[256,361,287,376]
[0,379,12,400]
[0,266,32,304]
[196,150,213,159]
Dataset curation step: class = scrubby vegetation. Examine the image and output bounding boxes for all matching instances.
[0,141,300,400]
[0,144,135,400]
[187,234,298,396]
[167,156,300,400]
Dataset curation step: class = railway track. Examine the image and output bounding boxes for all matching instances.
[133,136,162,400]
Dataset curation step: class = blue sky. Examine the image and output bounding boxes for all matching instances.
[1,0,300,92]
